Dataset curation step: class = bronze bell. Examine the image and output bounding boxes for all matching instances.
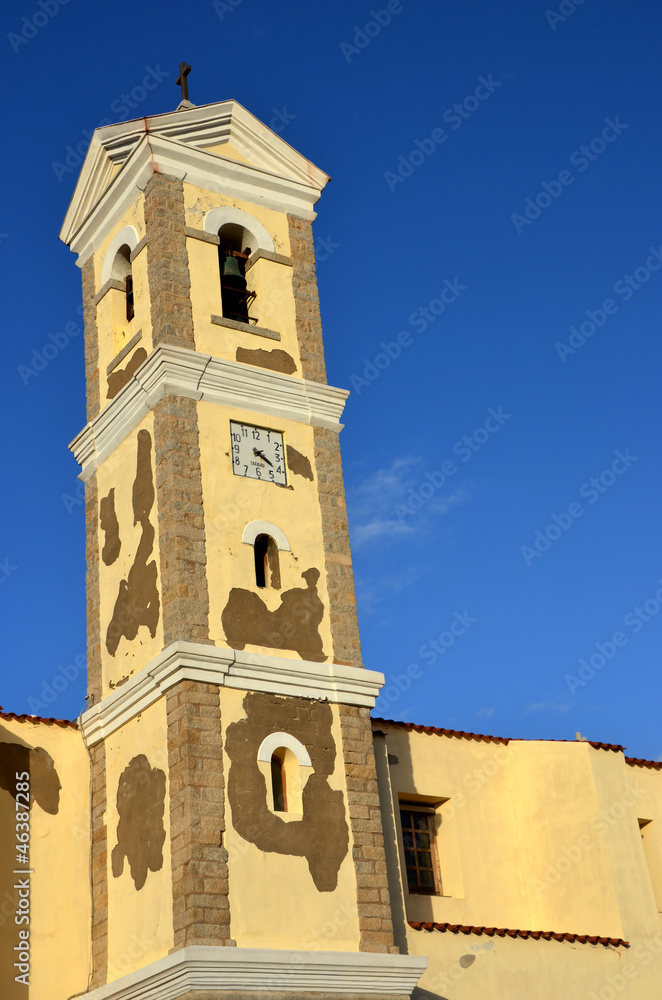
[221,253,243,279]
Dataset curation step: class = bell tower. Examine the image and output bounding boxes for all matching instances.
[61,87,426,997]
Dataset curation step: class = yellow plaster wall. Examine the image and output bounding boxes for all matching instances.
[628,764,662,920]
[0,718,90,1000]
[186,237,300,367]
[406,926,662,1000]
[184,186,291,256]
[92,199,152,392]
[382,727,662,935]
[383,726,529,929]
[105,699,173,981]
[380,723,662,997]
[183,185,299,364]
[204,141,252,164]
[198,400,335,662]
[587,750,661,937]
[96,414,164,694]
[221,689,360,950]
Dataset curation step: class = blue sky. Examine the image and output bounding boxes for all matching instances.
[2,0,662,759]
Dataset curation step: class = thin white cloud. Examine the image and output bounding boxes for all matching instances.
[348,455,471,548]
[523,701,572,716]
[475,707,495,720]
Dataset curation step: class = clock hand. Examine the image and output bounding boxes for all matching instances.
[253,448,273,467]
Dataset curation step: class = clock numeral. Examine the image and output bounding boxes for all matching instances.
[252,429,260,440]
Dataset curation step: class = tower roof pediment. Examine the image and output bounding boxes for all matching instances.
[60,100,331,259]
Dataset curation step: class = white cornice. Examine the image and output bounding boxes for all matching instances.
[69,344,348,482]
[84,945,427,999]
[80,641,385,746]
[60,100,331,259]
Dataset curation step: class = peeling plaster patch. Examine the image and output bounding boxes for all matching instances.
[106,429,160,656]
[100,488,121,566]
[0,742,61,814]
[286,445,314,481]
[235,346,297,374]
[111,754,166,891]
[225,693,349,891]
[106,347,148,399]
[221,567,326,661]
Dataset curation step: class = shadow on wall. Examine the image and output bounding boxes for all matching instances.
[0,726,63,999]
[225,692,349,890]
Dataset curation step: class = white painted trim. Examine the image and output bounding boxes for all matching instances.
[100,225,140,285]
[257,732,312,766]
[61,121,327,259]
[80,641,385,745]
[242,520,291,551]
[82,944,427,999]
[204,205,275,253]
[69,344,348,482]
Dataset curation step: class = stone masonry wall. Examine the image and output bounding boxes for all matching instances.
[339,705,399,955]
[314,427,362,668]
[167,680,234,948]
[153,395,212,646]
[81,256,101,420]
[144,173,196,349]
[90,740,108,987]
[85,471,102,705]
[143,173,212,646]
[287,214,328,384]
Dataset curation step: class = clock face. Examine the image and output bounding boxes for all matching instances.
[230,421,287,485]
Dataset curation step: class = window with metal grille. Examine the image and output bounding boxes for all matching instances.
[400,806,440,894]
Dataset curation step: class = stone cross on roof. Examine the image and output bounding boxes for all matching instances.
[176,62,191,102]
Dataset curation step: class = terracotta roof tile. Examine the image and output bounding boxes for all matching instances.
[625,757,662,770]
[372,718,509,746]
[373,718,626,754]
[408,922,628,948]
[0,708,78,730]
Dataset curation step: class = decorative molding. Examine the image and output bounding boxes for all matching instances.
[80,641,385,745]
[257,732,312,766]
[93,277,124,306]
[69,344,348,481]
[210,313,281,341]
[60,102,331,260]
[107,330,143,374]
[246,248,292,271]
[100,224,141,285]
[204,204,275,253]
[129,234,148,261]
[185,225,220,245]
[242,520,291,550]
[82,945,427,999]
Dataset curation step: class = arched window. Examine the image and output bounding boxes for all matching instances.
[111,244,134,323]
[217,223,255,324]
[257,733,313,817]
[271,751,287,812]
[254,533,281,589]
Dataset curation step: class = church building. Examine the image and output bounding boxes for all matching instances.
[1,77,661,1000]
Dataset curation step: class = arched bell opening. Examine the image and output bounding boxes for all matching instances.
[254,533,281,590]
[111,244,134,323]
[218,222,256,324]
[270,750,288,812]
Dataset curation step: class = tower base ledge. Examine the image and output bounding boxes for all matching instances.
[84,946,427,1000]
[81,641,385,745]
